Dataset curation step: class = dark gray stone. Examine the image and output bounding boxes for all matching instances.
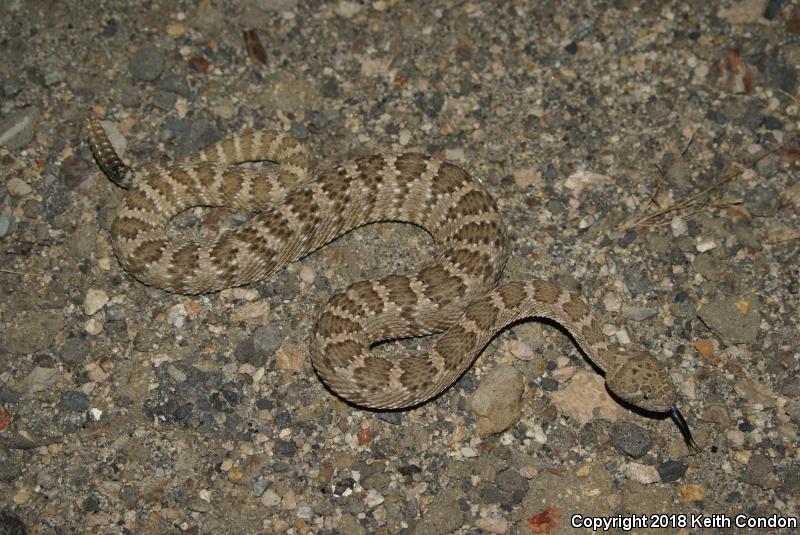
[495,468,526,493]
[152,90,178,111]
[658,460,687,482]
[610,421,653,458]
[377,412,403,425]
[540,377,559,392]
[157,72,190,97]
[253,324,284,360]
[174,119,220,158]
[252,479,270,497]
[0,384,21,403]
[39,175,68,220]
[0,460,21,482]
[274,439,297,456]
[60,337,90,367]
[234,338,256,364]
[129,45,166,82]
[60,391,90,412]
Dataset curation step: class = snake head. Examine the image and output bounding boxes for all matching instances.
[605,350,677,413]
[606,350,701,452]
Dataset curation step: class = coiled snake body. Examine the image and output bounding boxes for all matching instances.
[87,119,696,446]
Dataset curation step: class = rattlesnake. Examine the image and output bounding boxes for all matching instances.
[87,118,696,447]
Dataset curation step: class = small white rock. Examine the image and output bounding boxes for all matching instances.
[365,489,384,507]
[475,517,509,534]
[168,303,187,328]
[461,446,479,458]
[84,289,109,316]
[261,489,281,507]
[299,265,315,284]
[670,215,688,237]
[84,317,104,335]
[444,147,465,162]
[508,339,534,361]
[614,328,631,345]
[623,462,660,484]
[696,237,716,252]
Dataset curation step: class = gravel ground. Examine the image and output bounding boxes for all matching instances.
[1,1,799,534]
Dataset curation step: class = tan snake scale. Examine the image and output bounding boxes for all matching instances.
[87,118,696,445]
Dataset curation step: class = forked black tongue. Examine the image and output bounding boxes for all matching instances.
[671,404,701,452]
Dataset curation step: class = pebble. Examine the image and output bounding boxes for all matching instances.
[234,338,256,364]
[261,489,281,507]
[678,483,707,502]
[336,514,366,535]
[661,153,691,188]
[610,421,653,458]
[726,429,746,448]
[739,454,779,489]
[58,155,93,189]
[550,370,622,424]
[475,516,509,534]
[693,339,716,359]
[460,447,478,458]
[7,177,31,196]
[59,391,90,412]
[507,339,535,361]
[620,305,657,321]
[252,324,284,363]
[6,311,64,354]
[22,367,59,394]
[695,237,716,252]
[414,486,464,535]
[733,378,776,406]
[129,45,166,81]
[700,404,731,427]
[299,265,315,284]
[175,119,220,158]
[0,106,39,149]
[365,489,384,507]
[512,167,541,188]
[623,462,660,484]
[467,365,524,436]
[84,317,104,335]
[732,450,752,465]
[658,460,688,482]
[697,294,761,345]
[60,337,89,367]
[0,385,20,404]
[230,301,270,325]
[602,292,621,312]
[252,479,270,497]
[274,343,305,373]
[83,289,109,316]
[0,207,11,238]
[785,399,800,423]
[670,216,688,237]
[564,169,609,194]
